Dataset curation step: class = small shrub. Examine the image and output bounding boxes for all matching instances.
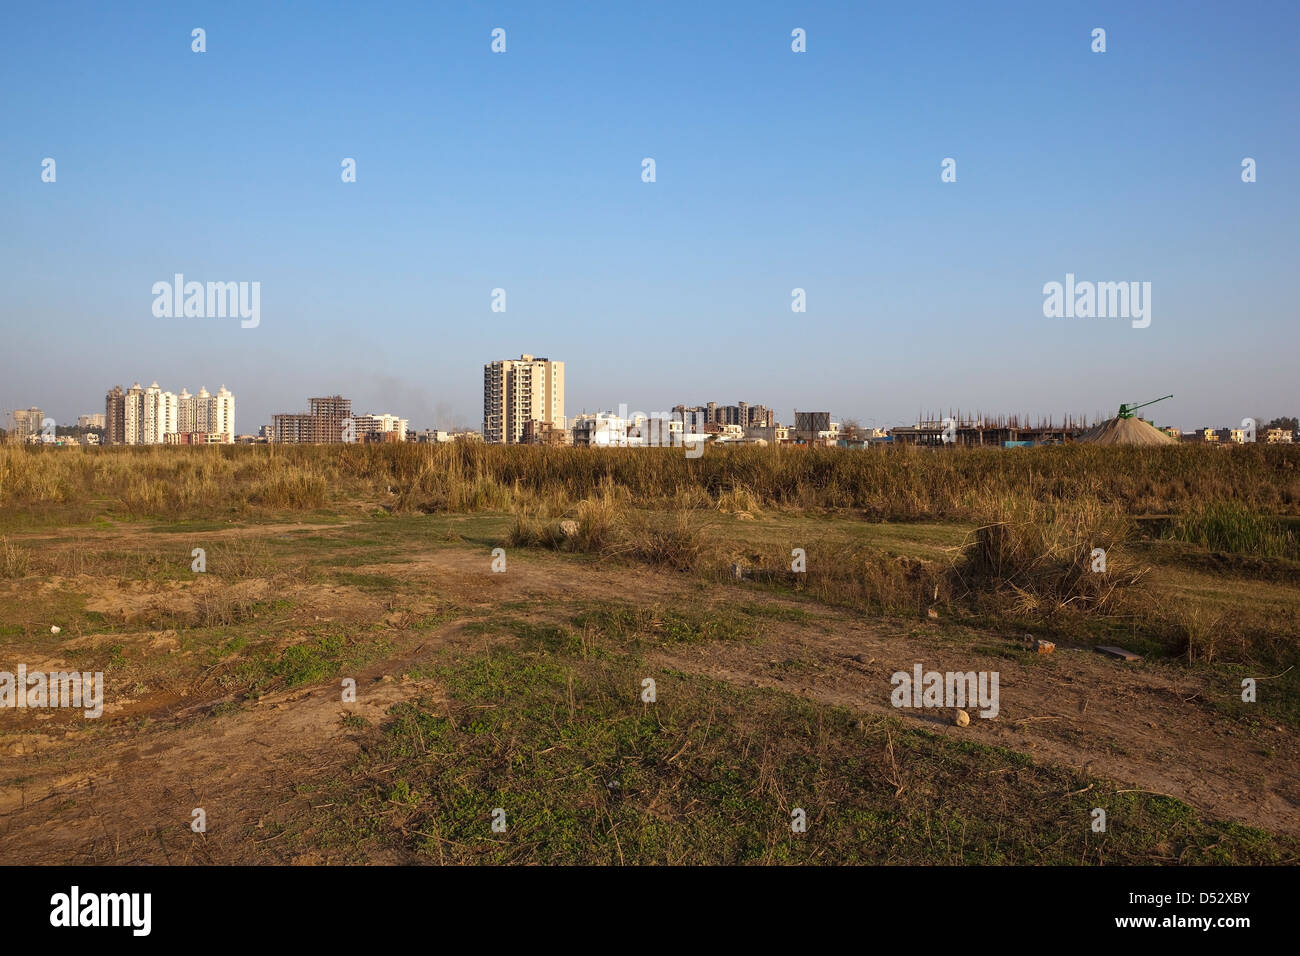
[0,537,29,578]
[957,498,1141,615]
[622,511,711,571]
[1166,500,1297,559]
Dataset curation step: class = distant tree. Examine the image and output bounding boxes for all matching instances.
[840,418,861,440]
[1263,416,1298,433]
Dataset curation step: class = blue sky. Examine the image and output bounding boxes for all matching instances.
[2,0,1297,432]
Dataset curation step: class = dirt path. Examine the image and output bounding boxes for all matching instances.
[0,623,476,863]
[2,541,1297,863]
[369,548,1300,836]
[650,622,1300,837]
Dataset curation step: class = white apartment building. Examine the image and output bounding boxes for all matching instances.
[177,389,195,433]
[112,382,234,444]
[123,383,144,444]
[119,382,178,444]
[483,354,565,444]
[571,412,631,447]
[177,386,235,442]
[143,382,160,441]
[353,413,408,442]
[628,415,683,447]
[214,386,235,440]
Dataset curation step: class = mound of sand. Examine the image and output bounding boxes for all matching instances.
[1075,416,1177,446]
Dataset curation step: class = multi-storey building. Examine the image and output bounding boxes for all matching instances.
[571,412,630,447]
[212,386,235,440]
[273,396,352,443]
[674,401,774,430]
[77,414,106,429]
[164,431,226,445]
[172,386,235,443]
[483,354,564,444]
[134,382,179,444]
[271,413,314,444]
[308,396,351,443]
[103,382,233,444]
[353,413,409,443]
[177,389,195,433]
[7,407,44,441]
[105,386,125,444]
[123,383,144,444]
[142,382,160,442]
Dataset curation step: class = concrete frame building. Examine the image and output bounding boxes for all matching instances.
[273,395,352,443]
[105,386,125,444]
[674,402,773,429]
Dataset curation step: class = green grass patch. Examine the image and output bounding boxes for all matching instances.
[290,604,1297,865]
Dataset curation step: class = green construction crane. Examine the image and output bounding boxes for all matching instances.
[1118,394,1173,420]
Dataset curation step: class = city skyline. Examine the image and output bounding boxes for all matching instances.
[8,372,1294,442]
[5,375,1297,437]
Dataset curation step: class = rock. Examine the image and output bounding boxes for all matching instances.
[1095,645,1142,662]
[954,709,970,727]
[50,625,60,634]
[559,519,579,538]
[1036,639,1055,654]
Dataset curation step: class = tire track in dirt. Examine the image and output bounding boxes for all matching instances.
[647,620,1300,837]
[0,623,475,864]
[2,542,1296,861]
[363,548,1300,837]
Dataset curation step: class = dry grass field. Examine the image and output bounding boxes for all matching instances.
[1,442,1297,863]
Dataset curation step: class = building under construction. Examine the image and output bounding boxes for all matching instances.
[273,396,352,444]
[890,414,1091,447]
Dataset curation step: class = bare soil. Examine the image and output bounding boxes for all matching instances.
[2,537,1297,863]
